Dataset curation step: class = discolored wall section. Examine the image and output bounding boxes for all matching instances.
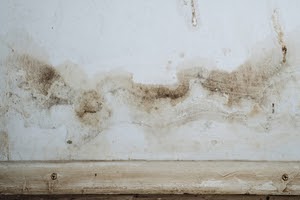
[0,0,300,161]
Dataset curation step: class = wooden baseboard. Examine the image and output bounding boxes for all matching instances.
[1,161,300,195]
[0,194,299,200]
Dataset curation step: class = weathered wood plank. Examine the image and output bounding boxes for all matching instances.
[1,161,300,195]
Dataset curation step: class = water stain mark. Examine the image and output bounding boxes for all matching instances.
[75,90,110,127]
[2,8,296,138]
[191,0,197,27]
[9,54,73,108]
[4,36,292,136]
[200,55,286,106]
[5,54,111,129]
[18,54,60,95]
[131,81,190,110]
[272,9,287,63]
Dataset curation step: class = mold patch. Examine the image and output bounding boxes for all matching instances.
[201,54,286,106]
[4,54,112,134]
[109,44,294,132]
[2,13,298,149]
[9,54,74,108]
[17,54,59,95]
[130,81,190,111]
[75,90,111,127]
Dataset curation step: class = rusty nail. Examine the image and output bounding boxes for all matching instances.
[51,173,57,180]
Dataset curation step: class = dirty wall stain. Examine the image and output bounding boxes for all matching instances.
[3,54,112,148]
[2,40,294,140]
[200,52,287,106]
[2,10,299,146]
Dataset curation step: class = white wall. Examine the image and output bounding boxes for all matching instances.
[0,0,300,160]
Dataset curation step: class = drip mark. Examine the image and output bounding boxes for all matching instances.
[191,0,197,27]
[272,9,287,63]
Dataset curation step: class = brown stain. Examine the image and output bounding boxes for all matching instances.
[102,72,191,112]
[4,9,291,132]
[18,54,60,96]
[5,40,290,133]
[6,54,111,129]
[75,90,104,126]
[132,81,190,109]
[201,56,286,106]
[272,9,287,64]
[125,46,287,114]
[12,54,72,108]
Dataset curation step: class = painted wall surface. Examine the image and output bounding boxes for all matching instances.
[0,0,300,161]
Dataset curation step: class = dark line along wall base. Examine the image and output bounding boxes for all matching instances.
[0,194,300,200]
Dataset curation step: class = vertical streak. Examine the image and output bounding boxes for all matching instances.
[272,9,287,63]
[191,0,197,27]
